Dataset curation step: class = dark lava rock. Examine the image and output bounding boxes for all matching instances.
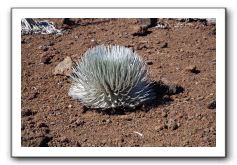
[62,18,76,26]
[40,53,54,64]
[22,109,36,117]
[208,100,216,109]
[161,109,168,118]
[146,61,153,65]
[39,134,53,147]
[38,122,48,128]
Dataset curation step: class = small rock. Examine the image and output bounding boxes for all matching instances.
[39,45,49,52]
[21,39,26,44]
[167,119,179,130]
[40,53,53,64]
[137,18,158,28]
[68,104,72,108]
[101,139,107,144]
[69,116,77,124]
[76,142,81,147]
[53,56,73,76]
[25,116,33,121]
[38,122,48,128]
[119,115,132,121]
[211,27,216,35]
[38,134,53,147]
[208,100,216,109]
[102,119,111,124]
[197,96,205,101]
[54,50,60,54]
[203,136,209,142]
[182,140,189,146]
[160,42,168,48]
[50,122,55,125]
[161,110,168,118]
[90,39,98,47]
[185,65,200,74]
[155,125,164,131]
[28,91,39,100]
[46,41,55,46]
[136,43,147,50]
[42,46,49,52]
[168,84,184,95]
[60,136,69,143]
[62,18,76,26]
[146,61,153,65]
[131,25,148,36]
[75,119,85,126]
[22,109,36,117]
[162,95,173,102]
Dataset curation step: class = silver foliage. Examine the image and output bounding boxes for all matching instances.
[68,45,155,109]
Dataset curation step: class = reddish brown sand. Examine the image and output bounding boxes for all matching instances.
[21,18,216,147]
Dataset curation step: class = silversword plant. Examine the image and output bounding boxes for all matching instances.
[69,45,155,109]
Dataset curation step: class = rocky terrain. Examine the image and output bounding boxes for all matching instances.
[21,18,216,147]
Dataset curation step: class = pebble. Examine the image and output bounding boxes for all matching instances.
[22,109,36,117]
[60,136,69,143]
[40,53,53,64]
[161,109,168,118]
[119,115,133,121]
[75,119,85,126]
[146,61,153,65]
[38,134,53,147]
[90,39,98,47]
[27,91,39,100]
[62,18,76,26]
[46,41,55,46]
[50,122,55,125]
[160,42,168,48]
[154,125,164,132]
[136,43,147,50]
[53,56,73,76]
[131,25,148,36]
[137,18,158,28]
[167,119,179,130]
[38,122,48,128]
[207,100,216,109]
[185,65,200,74]
[21,39,26,44]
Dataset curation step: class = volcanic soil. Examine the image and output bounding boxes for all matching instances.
[21,18,216,147]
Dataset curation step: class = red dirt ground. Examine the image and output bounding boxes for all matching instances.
[21,18,216,147]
